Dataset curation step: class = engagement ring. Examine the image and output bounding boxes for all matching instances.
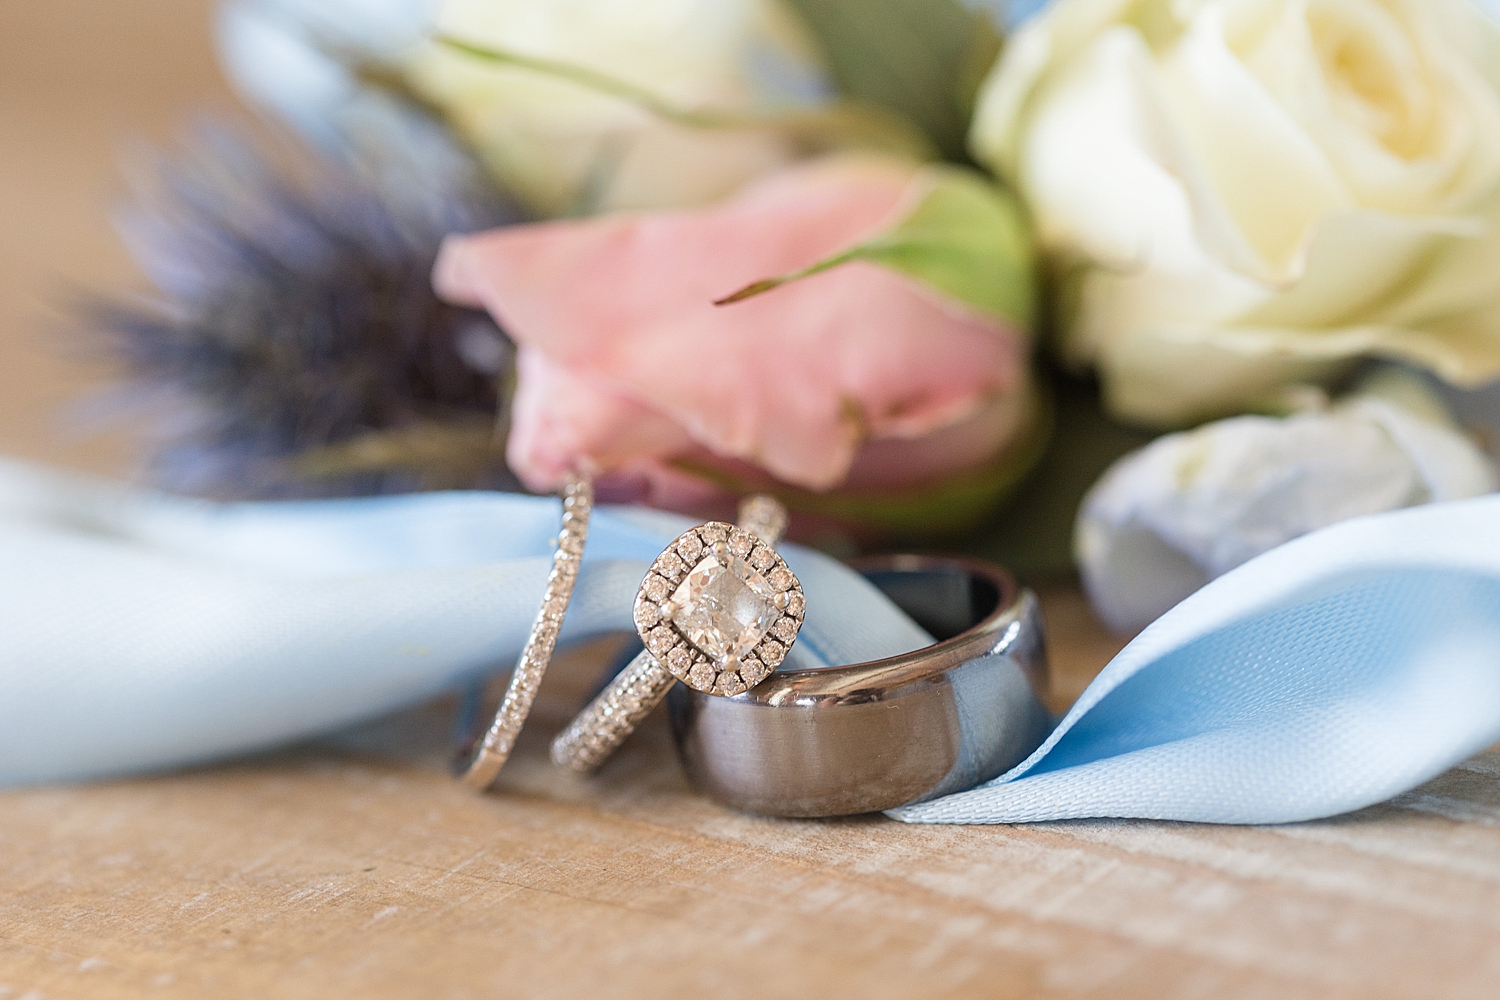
[551,495,801,773]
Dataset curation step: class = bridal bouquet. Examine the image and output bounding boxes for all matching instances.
[99,0,1500,630]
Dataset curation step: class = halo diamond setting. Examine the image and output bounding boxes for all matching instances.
[633,523,804,696]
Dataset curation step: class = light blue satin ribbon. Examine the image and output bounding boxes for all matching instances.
[0,461,931,786]
[4,459,1499,826]
[892,496,1500,823]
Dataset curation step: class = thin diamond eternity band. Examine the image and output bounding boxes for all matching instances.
[456,471,594,790]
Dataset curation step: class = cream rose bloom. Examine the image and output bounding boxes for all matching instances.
[403,0,828,215]
[972,0,1500,426]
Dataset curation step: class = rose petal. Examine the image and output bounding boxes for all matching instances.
[436,156,1024,491]
[506,346,692,492]
[971,0,1500,426]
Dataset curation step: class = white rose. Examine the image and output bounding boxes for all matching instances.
[1076,368,1498,632]
[971,0,1500,426]
[402,0,829,215]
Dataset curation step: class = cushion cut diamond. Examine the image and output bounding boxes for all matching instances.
[669,550,778,662]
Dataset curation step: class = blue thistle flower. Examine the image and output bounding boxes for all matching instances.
[90,114,524,498]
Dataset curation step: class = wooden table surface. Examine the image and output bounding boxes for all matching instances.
[3,4,1499,998]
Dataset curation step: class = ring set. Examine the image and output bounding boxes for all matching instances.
[549,495,803,773]
[456,482,1052,817]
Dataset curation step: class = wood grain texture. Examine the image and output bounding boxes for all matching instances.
[3,4,1500,998]
[3,619,1500,1000]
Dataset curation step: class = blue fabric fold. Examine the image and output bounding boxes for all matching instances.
[891,495,1500,824]
[4,459,1499,828]
[0,461,930,785]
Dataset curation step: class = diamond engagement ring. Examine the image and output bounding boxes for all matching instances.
[550,495,802,773]
[456,471,594,791]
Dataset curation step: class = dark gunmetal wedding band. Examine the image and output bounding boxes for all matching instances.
[667,554,1052,818]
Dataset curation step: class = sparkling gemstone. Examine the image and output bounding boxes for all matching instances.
[669,551,779,662]
[716,671,748,696]
[657,550,686,581]
[676,533,704,563]
[689,662,716,689]
[772,616,799,643]
[739,656,770,687]
[646,626,677,656]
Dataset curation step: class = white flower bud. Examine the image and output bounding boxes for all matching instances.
[1077,370,1498,633]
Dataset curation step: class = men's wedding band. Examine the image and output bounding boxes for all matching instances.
[669,554,1052,817]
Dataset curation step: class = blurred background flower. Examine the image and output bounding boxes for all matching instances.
[972,0,1500,427]
[88,118,520,498]
[1077,367,1498,631]
[201,0,1049,542]
[406,0,833,214]
[220,0,833,216]
[217,0,443,157]
[434,154,1042,539]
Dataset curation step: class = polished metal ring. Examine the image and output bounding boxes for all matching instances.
[456,471,593,790]
[669,554,1052,817]
[551,495,799,773]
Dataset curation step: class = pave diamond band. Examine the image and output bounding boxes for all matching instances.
[551,495,801,774]
[457,471,593,791]
[735,494,788,550]
[549,653,676,774]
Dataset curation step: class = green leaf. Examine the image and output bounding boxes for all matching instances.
[783,0,1004,162]
[433,35,938,162]
[717,164,1035,327]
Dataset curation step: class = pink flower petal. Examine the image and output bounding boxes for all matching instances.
[506,346,693,493]
[435,156,1025,492]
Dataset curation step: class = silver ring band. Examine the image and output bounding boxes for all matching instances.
[456,471,593,790]
[550,495,792,773]
[668,554,1051,817]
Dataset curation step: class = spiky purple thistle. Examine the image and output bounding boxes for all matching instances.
[90,115,523,498]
